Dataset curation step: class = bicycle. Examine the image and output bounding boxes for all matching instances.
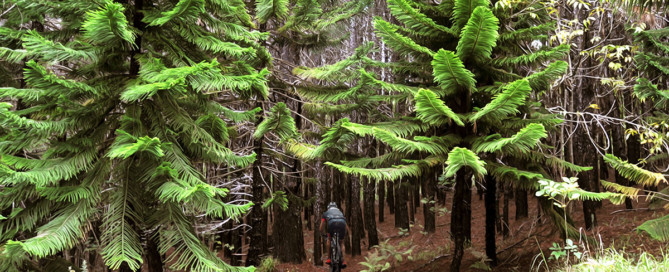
[329,233,343,272]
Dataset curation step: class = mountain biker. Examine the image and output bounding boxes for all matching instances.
[320,202,349,268]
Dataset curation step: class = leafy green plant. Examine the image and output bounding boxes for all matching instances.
[359,250,391,272]
[257,256,278,272]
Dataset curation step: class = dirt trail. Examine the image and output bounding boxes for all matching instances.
[266,189,665,271]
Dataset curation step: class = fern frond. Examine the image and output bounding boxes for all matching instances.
[452,0,489,30]
[432,49,476,92]
[159,203,253,272]
[326,156,444,182]
[82,2,135,46]
[456,6,498,63]
[470,79,531,122]
[444,147,487,178]
[254,102,298,140]
[473,123,547,154]
[600,180,641,198]
[415,89,465,126]
[100,183,143,271]
[603,154,667,187]
[387,0,455,37]
[493,44,569,67]
[374,18,435,59]
[144,0,204,26]
[256,0,289,23]
[342,122,449,155]
[4,200,95,259]
[22,31,98,62]
[107,130,165,159]
[638,214,669,242]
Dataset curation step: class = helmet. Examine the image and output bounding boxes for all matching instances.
[328,202,337,209]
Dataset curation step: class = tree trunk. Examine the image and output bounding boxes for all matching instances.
[485,174,497,266]
[422,169,436,233]
[246,102,267,266]
[515,188,528,219]
[395,179,410,230]
[388,179,395,214]
[145,235,163,272]
[313,163,324,266]
[574,7,598,230]
[272,191,305,263]
[351,177,363,256]
[378,180,385,223]
[496,182,503,233]
[409,183,415,224]
[450,169,470,272]
[364,178,379,248]
[502,184,510,238]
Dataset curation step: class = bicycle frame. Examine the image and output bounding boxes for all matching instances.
[330,233,343,272]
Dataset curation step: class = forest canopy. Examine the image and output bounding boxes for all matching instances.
[0,0,667,271]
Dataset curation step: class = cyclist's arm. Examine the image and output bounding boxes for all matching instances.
[319,217,325,233]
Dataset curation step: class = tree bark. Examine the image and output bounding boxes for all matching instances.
[313,163,324,266]
[246,101,267,266]
[388,179,395,214]
[350,177,363,256]
[450,169,470,272]
[378,180,385,223]
[364,178,379,248]
[422,169,436,233]
[394,179,410,230]
[502,184,510,238]
[144,234,163,272]
[515,188,528,219]
[485,174,497,266]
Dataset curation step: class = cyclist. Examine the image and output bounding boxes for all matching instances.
[320,202,349,268]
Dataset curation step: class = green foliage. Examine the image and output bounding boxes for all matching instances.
[82,2,135,46]
[432,49,476,92]
[0,0,265,270]
[415,89,465,126]
[254,103,298,140]
[256,0,290,24]
[602,154,667,187]
[257,256,278,272]
[470,79,532,122]
[637,214,669,242]
[455,6,498,63]
[444,147,487,179]
[262,191,289,211]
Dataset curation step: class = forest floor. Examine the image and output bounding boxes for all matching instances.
[268,189,666,272]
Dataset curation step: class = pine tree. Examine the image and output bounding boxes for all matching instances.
[286,0,614,270]
[620,24,669,241]
[0,1,268,271]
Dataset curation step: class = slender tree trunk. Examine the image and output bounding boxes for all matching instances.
[515,188,528,219]
[485,174,497,266]
[351,177,363,256]
[344,174,352,254]
[502,184,510,238]
[388,179,395,214]
[364,178,379,248]
[145,233,163,272]
[450,169,470,272]
[422,169,436,233]
[313,162,324,266]
[378,180,385,223]
[574,7,598,230]
[247,101,267,266]
[395,179,410,230]
[409,183,415,224]
[496,182,503,233]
